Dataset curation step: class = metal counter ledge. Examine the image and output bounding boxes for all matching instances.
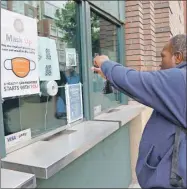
[1,104,144,180]
[1,168,36,188]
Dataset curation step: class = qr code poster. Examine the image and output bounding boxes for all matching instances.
[38,37,60,81]
[65,48,77,67]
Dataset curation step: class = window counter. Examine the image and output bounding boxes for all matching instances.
[1,168,36,188]
[1,104,144,180]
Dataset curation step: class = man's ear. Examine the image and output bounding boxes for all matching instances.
[174,52,183,64]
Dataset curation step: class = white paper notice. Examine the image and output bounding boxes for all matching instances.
[5,129,32,149]
[65,48,77,67]
[38,37,60,81]
[1,9,40,98]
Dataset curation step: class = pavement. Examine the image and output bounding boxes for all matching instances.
[129,183,141,188]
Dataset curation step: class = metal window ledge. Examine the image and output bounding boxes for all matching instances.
[1,105,144,180]
[95,104,145,126]
[1,168,36,188]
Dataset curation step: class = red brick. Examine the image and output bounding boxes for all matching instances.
[144,45,156,52]
[156,32,171,38]
[155,8,169,14]
[143,50,156,56]
[144,29,155,36]
[126,16,143,23]
[155,17,170,24]
[143,19,155,26]
[154,1,169,9]
[126,34,144,40]
[126,5,143,14]
[155,12,169,19]
[126,43,144,50]
[126,27,144,34]
[143,13,155,21]
[144,40,156,47]
[126,1,142,7]
[143,3,154,11]
[126,39,144,46]
[126,55,144,61]
[144,56,156,62]
[144,34,156,41]
[156,42,167,48]
[126,11,143,18]
[126,49,144,56]
[125,21,143,29]
[143,7,155,16]
[144,24,155,32]
[156,22,170,28]
[156,37,169,43]
[155,26,171,33]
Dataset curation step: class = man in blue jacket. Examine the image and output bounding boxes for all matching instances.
[92,34,186,188]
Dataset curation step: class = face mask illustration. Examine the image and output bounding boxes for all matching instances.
[4,57,36,78]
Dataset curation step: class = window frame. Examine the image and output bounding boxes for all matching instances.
[82,1,127,120]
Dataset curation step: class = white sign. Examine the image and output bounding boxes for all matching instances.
[38,37,60,81]
[1,9,40,98]
[94,105,102,116]
[65,48,77,67]
[5,129,31,149]
[65,83,83,124]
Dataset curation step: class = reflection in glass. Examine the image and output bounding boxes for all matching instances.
[91,11,120,116]
[2,0,81,138]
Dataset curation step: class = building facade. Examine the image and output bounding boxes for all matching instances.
[0,1,185,188]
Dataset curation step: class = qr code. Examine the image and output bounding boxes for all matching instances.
[68,53,75,66]
[45,48,51,60]
[45,65,52,76]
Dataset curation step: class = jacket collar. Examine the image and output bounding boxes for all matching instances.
[176,62,187,69]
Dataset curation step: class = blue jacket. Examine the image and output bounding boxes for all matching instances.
[101,61,186,188]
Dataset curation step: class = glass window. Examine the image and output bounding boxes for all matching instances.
[2,1,82,141]
[27,8,34,18]
[1,1,8,9]
[91,11,120,116]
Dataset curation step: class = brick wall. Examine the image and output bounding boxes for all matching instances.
[154,1,172,66]
[125,1,144,71]
[125,0,185,71]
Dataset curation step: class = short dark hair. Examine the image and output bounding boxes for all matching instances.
[170,34,187,61]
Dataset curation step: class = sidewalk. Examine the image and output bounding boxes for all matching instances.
[129,180,141,188]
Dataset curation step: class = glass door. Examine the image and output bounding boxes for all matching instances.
[90,10,121,116]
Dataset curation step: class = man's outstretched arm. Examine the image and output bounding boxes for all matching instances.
[99,60,186,127]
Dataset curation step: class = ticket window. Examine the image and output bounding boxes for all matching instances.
[2,1,82,141]
[91,11,120,116]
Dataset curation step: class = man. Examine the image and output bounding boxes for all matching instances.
[92,34,186,188]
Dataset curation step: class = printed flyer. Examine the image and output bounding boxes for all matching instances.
[1,9,40,98]
[38,36,60,81]
[65,48,77,67]
[65,83,83,124]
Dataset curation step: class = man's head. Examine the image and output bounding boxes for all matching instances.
[160,34,187,70]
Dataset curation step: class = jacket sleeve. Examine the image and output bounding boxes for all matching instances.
[101,60,186,127]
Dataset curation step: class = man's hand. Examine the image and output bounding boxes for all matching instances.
[93,55,109,68]
[92,55,109,79]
